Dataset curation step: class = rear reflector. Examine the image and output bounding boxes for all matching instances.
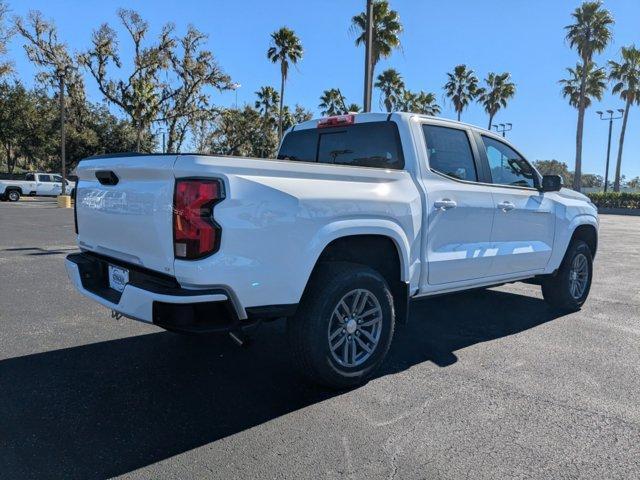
[173,179,224,259]
[317,114,355,128]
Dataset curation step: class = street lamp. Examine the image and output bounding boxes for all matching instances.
[493,123,512,137]
[230,82,241,108]
[57,65,76,198]
[596,109,623,192]
[155,129,166,154]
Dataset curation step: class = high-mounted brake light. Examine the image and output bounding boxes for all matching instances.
[317,114,355,128]
[173,179,224,260]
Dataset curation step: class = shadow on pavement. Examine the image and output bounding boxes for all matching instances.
[0,288,563,479]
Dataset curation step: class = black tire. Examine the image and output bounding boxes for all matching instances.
[287,262,395,389]
[7,190,20,202]
[541,240,593,311]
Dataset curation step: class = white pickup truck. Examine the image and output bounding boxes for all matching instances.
[0,172,75,201]
[66,112,598,388]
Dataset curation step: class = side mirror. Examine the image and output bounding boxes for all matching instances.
[541,174,562,192]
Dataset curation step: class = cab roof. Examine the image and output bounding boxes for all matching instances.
[291,111,495,136]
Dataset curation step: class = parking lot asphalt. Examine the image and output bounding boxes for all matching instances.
[1,198,639,480]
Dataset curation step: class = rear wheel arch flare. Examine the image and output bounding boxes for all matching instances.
[302,234,408,323]
[312,235,403,283]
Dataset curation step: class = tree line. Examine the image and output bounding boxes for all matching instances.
[0,1,637,192]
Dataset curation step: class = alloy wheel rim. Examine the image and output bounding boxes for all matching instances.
[9,191,18,201]
[327,288,383,368]
[569,253,589,299]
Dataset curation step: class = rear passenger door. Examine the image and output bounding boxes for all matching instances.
[36,174,56,195]
[476,134,555,275]
[52,175,64,195]
[421,124,496,286]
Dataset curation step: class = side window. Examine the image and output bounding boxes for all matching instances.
[422,125,477,181]
[38,174,52,182]
[25,174,34,181]
[482,136,536,188]
[53,175,62,183]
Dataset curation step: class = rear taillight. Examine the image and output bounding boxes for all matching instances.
[173,179,224,260]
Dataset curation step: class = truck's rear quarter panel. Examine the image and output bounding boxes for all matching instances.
[173,155,422,308]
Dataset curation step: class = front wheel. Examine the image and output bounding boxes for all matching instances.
[287,262,395,389]
[541,240,593,311]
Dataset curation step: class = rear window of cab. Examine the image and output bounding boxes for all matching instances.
[277,121,404,170]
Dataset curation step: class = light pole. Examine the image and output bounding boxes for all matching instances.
[155,129,167,153]
[362,0,374,112]
[493,123,512,137]
[596,109,623,192]
[59,71,66,196]
[230,82,241,109]
[56,65,76,198]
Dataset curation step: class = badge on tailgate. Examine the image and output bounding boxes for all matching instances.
[108,264,129,293]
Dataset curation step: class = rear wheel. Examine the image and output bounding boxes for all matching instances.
[7,190,20,202]
[541,240,593,311]
[287,262,395,389]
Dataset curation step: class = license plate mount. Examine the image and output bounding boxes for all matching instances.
[108,264,129,293]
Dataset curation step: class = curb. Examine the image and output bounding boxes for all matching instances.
[597,207,640,216]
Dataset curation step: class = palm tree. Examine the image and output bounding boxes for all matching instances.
[345,103,361,113]
[292,104,313,123]
[477,72,516,130]
[281,105,296,131]
[319,88,347,116]
[396,89,416,112]
[351,1,402,83]
[560,62,607,109]
[397,89,441,116]
[267,27,303,141]
[254,86,280,120]
[414,91,441,116]
[565,1,614,191]
[443,65,480,121]
[375,68,404,112]
[608,45,640,191]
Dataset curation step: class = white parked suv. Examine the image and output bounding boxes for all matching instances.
[66,113,598,388]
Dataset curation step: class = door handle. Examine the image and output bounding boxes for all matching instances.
[497,201,515,212]
[434,199,457,211]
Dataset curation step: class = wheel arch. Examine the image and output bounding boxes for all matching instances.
[570,223,598,259]
[301,222,413,323]
[547,215,598,274]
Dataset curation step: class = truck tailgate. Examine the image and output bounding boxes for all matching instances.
[75,155,177,275]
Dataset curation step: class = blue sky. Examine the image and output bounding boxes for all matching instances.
[6,0,640,178]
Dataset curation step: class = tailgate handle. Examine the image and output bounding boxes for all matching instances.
[95,170,119,186]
